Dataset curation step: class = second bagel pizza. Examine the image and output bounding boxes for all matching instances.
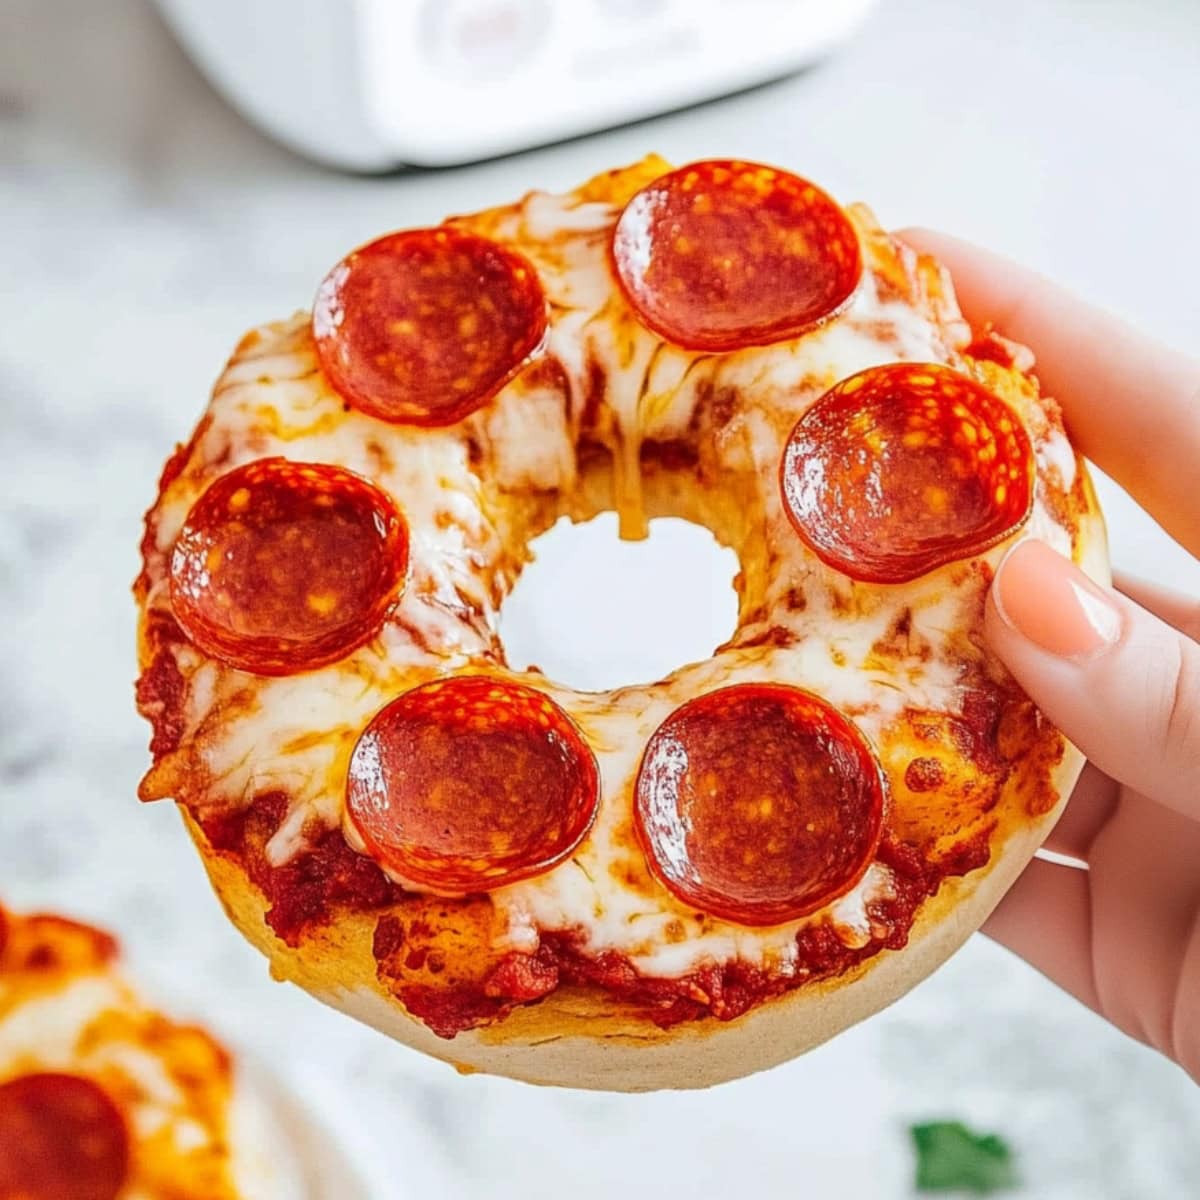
[134,157,1106,1091]
[0,903,309,1198]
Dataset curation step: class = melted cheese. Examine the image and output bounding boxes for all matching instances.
[141,162,1084,978]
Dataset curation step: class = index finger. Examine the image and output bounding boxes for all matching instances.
[899,229,1200,558]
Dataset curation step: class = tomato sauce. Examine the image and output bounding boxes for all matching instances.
[199,794,399,946]
[191,775,994,1036]
[368,831,990,1039]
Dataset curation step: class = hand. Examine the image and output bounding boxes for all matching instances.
[902,230,1200,1083]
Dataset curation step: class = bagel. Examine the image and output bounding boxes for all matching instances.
[135,157,1106,1091]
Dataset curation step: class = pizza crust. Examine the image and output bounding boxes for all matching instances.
[181,488,1107,1093]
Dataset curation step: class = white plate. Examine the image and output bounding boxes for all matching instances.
[232,1056,380,1200]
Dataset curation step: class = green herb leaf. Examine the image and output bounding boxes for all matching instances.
[910,1121,1018,1194]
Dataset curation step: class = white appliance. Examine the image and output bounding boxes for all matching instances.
[154,0,880,170]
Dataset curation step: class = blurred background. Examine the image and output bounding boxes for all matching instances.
[1,0,1198,1195]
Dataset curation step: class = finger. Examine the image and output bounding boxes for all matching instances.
[983,857,1100,1011]
[898,229,1200,558]
[1114,572,1200,640]
[1086,796,1200,1064]
[986,805,1200,1080]
[1040,761,1118,862]
[987,539,1200,820]
[1044,573,1200,865]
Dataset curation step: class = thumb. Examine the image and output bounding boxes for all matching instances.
[986,539,1200,817]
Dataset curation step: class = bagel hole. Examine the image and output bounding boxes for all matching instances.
[500,514,740,692]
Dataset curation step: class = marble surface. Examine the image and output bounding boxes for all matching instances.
[1,0,1198,1195]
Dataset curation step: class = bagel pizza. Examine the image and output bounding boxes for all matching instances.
[0,903,311,1198]
[134,157,1107,1091]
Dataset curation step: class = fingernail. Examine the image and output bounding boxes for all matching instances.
[992,540,1122,660]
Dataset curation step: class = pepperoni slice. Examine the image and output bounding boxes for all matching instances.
[170,458,409,675]
[0,1073,129,1200]
[634,684,885,927]
[312,227,548,426]
[610,159,862,352]
[781,363,1034,584]
[346,676,600,893]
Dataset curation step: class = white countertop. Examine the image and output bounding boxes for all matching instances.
[1,1,1197,1196]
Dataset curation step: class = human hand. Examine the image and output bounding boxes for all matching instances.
[902,229,1200,1083]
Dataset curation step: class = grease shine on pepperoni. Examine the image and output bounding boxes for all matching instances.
[312,227,548,426]
[610,159,862,352]
[634,684,885,927]
[0,1073,129,1200]
[346,676,600,893]
[781,363,1034,584]
[170,458,409,675]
